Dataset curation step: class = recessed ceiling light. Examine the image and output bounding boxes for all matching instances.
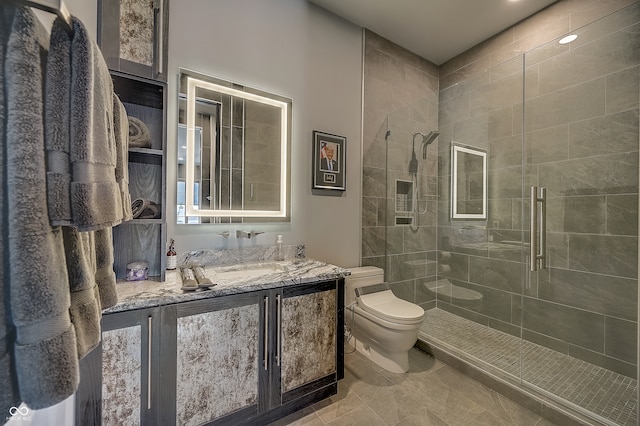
[559,34,578,44]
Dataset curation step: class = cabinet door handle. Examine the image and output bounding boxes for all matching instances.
[276,294,281,367]
[263,296,269,370]
[155,0,163,75]
[147,315,152,410]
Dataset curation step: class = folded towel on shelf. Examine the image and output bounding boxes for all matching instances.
[113,94,133,221]
[128,116,151,148]
[46,15,123,231]
[131,198,162,219]
[3,5,78,410]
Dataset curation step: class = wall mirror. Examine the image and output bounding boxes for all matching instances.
[451,142,487,220]
[177,68,292,224]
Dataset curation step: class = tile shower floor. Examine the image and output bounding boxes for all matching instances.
[420,308,638,426]
[270,343,556,425]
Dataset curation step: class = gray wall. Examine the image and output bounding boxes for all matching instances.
[49,0,363,268]
[167,0,363,268]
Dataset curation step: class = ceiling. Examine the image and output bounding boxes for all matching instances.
[309,0,558,65]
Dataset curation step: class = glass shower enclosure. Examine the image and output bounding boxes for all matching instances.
[521,4,638,423]
[419,3,639,425]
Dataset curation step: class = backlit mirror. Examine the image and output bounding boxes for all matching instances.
[177,68,292,224]
[451,143,487,220]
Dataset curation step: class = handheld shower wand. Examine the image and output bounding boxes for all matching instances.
[409,132,423,174]
[409,149,419,174]
[409,130,440,228]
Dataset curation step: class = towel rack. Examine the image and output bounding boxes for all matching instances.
[20,0,73,35]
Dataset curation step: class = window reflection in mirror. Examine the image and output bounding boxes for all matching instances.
[451,143,487,220]
[177,68,292,223]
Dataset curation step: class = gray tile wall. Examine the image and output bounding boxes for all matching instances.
[438,0,639,378]
[361,0,639,380]
[361,30,440,308]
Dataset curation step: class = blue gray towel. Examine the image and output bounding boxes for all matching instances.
[0,2,20,418]
[47,17,121,359]
[2,4,79,411]
[46,15,123,231]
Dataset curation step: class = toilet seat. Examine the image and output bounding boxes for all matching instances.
[357,290,424,325]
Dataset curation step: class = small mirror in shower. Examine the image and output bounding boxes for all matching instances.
[451,142,487,220]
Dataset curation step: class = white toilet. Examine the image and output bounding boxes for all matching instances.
[345,266,425,373]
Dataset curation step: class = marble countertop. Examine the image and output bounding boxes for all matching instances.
[105,258,351,314]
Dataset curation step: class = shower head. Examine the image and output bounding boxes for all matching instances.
[423,130,440,145]
[412,131,440,159]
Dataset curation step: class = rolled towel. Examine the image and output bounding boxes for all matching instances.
[131,198,150,219]
[131,198,161,219]
[128,116,151,148]
[138,203,160,219]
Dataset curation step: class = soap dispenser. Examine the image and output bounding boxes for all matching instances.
[275,235,284,261]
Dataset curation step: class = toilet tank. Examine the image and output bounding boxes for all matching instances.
[345,266,384,306]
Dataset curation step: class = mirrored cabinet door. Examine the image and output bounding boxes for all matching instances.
[98,0,169,81]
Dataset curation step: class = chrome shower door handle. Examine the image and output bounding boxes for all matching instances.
[530,186,547,271]
[539,187,547,270]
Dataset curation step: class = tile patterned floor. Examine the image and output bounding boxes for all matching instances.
[269,344,556,426]
[420,309,638,426]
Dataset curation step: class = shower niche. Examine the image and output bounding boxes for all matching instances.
[394,180,413,226]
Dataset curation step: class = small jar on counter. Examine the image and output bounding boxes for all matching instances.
[126,261,149,281]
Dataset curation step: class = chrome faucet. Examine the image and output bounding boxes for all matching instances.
[216,231,230,238]
[236,230,264,239]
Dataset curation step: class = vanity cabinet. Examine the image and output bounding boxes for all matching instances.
[97,0,169,82]
[75,306,168,425]
[111,71,167,281]
[165,291,263,424]
[164,279,343,425]
[74,279,344,425]
[278,281,342,405]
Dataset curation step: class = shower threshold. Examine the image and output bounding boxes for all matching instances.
[419,309,637,426]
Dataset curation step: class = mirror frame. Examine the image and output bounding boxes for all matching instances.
[451,142,487,220]
[179,68,292,220]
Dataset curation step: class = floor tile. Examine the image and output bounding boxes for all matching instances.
[273,344,553,426]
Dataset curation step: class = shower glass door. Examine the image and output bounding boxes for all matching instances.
[522,4,639,424]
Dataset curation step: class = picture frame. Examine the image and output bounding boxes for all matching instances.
[312,130,346,191]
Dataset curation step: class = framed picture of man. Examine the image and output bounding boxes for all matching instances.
[313,130,346,191]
